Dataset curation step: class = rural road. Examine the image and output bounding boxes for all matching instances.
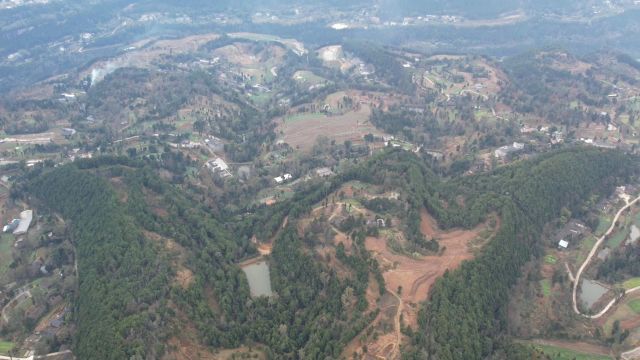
[572,194,640,318]
[0,350,72,360]
[1,290,32,323]
[388,289,403,360]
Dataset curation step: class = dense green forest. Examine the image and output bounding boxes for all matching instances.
[25,164,172,359]
[403,147,635,359]
[22,159,374,359]
[18,147,635,359]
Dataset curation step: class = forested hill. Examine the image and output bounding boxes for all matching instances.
[26,164,172,359]
[23,160,376,359]
[404,148,636,359]
[17,148,636,359]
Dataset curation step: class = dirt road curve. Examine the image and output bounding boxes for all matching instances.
[572,194,640,318]
[622,345,640,360]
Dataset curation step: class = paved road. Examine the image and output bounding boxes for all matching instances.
[572,194,640,318]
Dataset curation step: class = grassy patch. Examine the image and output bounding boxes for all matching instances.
[0,341,14,355]
[622,277,640,290]
[540,279,552,297]
[293,71,326,86]
[576,235,596,264]
[0,234,14,280]
[249,91,272,107]
[634,211,640,227]
[607,227,629,248]
[545,255,558,264]
[596,215,613,236]
[532,344,612,360]
[628,299,640,314]
[283,113,326,124]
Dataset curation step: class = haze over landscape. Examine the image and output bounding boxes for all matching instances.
[2,1,640,359]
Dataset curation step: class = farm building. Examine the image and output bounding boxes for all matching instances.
[3,218,20,233]
[494,142,525,159]
[316,168,334,177]
[13,210,33,235]
[274,173,293,184]
[558,240,569,249]
[206,158,232,178]
[61,128,77,137]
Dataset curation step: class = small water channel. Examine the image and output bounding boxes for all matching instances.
[241,260,273,297]
[579,279,608,309]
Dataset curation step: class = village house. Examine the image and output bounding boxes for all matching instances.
[13,210,33,236]
[274,173,293,184]
[206,158,232,178]
[316,167,334,177]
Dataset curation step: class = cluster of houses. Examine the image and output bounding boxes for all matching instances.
[555,220,588,250]
[206,158,232,178]
[2,210,33,236]
[494,142,525,159]
[274,173,293,184]
[315,167,334,178]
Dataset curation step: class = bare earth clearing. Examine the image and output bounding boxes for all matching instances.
[356,209,486,359]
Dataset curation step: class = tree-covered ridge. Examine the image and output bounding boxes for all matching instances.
[20,147,634,359]
[26,165,171,360]
[405,148,635,359]
[34,163,373,359]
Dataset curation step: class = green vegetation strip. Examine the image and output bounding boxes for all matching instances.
[622,277,640,290]
[0,234,13,279]
[596,216,613,236]
[544,255,557,264]
[284,112,325,123]
[627,299,640,314]
[607,227,630,248]
[540,279,552,297]
[533,344,612,360]
[0,341,14,355]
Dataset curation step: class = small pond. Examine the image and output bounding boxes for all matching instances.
[628,225,640,245]
[579,279,608,309]
[241,260,273,297]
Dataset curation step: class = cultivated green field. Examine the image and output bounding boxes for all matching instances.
[283,113,326,124]
[596,215,613,236]
[0,234,14,280]
[607,227,629,248]
[540,279,552,297]
[622,277,640,290]
[532,344,612,360]
[0,340,14,355]
[627,299,640,314]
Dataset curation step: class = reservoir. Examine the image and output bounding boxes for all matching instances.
[579,279,608,309]
[241,260,273,297]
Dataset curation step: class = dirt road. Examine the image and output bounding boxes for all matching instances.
[572,194,640,318]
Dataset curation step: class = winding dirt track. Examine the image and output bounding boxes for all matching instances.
[572,194,640,318]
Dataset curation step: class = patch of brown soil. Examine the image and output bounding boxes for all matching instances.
[164,308,227,360]
[34,303,66,333]
[621,315,640,331]
[277,104,383,151]
[144,230,193,288]
[366,209,486,326]
[82,33,221,80]
[176,268,195,289]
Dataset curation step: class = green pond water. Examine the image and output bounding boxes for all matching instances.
[242,260,273,297]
